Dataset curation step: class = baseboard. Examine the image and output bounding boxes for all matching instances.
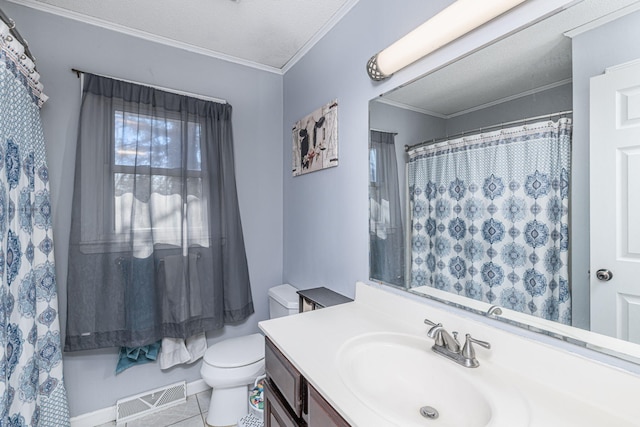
[69,405,116,427]
[186,378,210,396]
[70,379,210,427]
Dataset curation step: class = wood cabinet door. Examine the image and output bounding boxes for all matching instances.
[265,338,304,417]
[307,384,350,427]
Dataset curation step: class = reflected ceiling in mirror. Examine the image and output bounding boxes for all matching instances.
[368,0,640,365]
[379,0,634,117]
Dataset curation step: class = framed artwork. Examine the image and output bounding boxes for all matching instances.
[292,99,338,176]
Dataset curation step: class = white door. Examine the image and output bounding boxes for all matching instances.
[590,58,640,344]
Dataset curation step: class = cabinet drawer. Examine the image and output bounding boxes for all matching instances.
[265,379,304,427]
[265,337,304,418]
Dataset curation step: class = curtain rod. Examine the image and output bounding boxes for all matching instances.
[405,109,573,152]
[0,7,36,65]
[370,128,398,135]
[71,68,227,104]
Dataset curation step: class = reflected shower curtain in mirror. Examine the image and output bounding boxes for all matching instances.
[0,24,70,426]
[369,130,404,286]
[408,119,571,324]
[66,74,253,351]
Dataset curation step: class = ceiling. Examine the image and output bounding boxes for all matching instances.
[381,0,640,117]
[10,0,640,89]
[8,0,358,72]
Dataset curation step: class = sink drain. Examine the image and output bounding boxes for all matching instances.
[419,406,439,420]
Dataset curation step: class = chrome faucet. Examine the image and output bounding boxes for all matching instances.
[424,319,491,368]
[425,320,461,353]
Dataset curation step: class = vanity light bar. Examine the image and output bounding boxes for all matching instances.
[367,0,526,81]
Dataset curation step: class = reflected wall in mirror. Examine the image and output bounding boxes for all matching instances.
[369,0,640,364]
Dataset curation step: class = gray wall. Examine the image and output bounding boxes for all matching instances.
[571,9,640,330]
[281,0,453,296]
[0,0,284,417]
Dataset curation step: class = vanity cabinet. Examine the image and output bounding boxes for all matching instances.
[265,337,350,427]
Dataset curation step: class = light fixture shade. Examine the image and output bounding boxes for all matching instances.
[368,0,526,80]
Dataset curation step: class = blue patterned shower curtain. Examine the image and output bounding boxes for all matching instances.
[408,119,571,324]
[0,24,70,426]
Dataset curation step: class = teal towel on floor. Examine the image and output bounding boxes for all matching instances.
[116,341,161,374]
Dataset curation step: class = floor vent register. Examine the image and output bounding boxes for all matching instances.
[115,381,187,424]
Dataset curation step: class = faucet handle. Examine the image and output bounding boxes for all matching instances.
[461,334,491,360]
[424,318,438,327]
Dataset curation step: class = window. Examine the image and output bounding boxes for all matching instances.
[77,105,210,253]
[112,109,209,249]
[369,147,378,184]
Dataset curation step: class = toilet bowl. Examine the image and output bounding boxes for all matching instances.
[201,333,265,426]
[200,284,299,427]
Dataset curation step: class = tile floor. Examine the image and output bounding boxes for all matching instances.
[95,391,213,427]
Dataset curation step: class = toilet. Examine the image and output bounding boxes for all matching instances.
[201,284,299,427]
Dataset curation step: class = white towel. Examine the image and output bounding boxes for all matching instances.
[159,333,208,370]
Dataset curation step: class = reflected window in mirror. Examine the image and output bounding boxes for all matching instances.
[369,130,405,287]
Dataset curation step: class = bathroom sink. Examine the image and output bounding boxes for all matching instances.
[336,332,529,427]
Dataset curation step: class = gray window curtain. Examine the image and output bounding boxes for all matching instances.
[65,74,253,351]
[369,130,405,286]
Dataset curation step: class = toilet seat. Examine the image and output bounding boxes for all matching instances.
[204,333,265,368]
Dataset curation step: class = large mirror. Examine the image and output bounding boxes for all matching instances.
[369,0,640,364]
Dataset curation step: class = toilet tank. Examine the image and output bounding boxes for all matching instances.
[268,284,299,318]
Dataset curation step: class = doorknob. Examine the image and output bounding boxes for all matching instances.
[595,269,613,281]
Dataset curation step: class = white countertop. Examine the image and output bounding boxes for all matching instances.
[259,282,640,426]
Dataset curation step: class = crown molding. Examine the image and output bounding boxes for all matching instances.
[376,78,573,119]
[8,0,360,75]
[447,78,573,118]
[5,0,281,74]
[375,97,449,119]
[281,0,360,74]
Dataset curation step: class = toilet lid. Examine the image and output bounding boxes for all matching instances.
[204,333,265,367]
